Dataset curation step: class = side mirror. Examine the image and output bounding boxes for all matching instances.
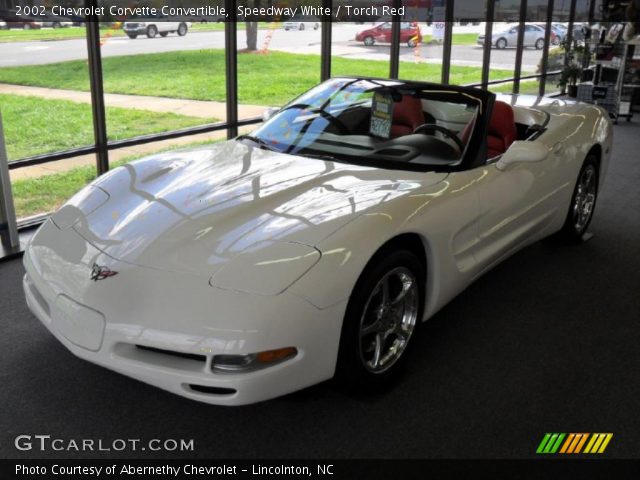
[262,107,280,123]
[496,141,549,171]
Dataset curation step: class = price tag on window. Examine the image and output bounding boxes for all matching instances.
[369,92,394,139]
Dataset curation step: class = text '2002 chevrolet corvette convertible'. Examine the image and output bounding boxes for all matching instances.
[23,78,613,405]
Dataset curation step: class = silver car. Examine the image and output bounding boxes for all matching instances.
[477,23,547,50]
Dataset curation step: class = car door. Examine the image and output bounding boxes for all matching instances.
[524,25,537,46]
[377,23,392,43]
[472,138,564,271]
[503,26,518,45]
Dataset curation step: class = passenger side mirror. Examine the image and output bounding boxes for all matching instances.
[262,107,280,123]
[496,141,549,171]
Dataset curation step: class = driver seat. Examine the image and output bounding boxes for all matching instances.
[391,95,424,138]
[487,101,517,158]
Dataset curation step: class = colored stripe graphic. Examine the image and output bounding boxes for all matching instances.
[537,433,612,454]
[536,433,565,454]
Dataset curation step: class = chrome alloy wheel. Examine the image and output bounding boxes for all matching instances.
[358,267,419,374]
[573,164,597,233]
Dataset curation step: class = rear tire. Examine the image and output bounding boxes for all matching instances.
[126,33,137,39]
[407,38,418,48]
[146,25,158,38]
[177,23,188,36]
[160,31,168,37]
[336,249,424,390]
[535,38,545,50]
[299,23,305,31]
[557,155,599,243]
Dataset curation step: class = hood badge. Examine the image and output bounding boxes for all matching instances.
[90,263,119,282]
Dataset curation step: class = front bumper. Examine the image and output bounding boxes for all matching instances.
[23,220,347,406]
[123,27,147,34]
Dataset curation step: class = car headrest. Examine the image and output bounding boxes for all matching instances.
[391,95,424,138]
[488,100,517,153]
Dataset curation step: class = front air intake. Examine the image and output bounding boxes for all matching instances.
[188,384,237,395]
[135,345,206,363]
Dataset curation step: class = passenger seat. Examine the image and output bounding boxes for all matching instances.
[487,101,517,158]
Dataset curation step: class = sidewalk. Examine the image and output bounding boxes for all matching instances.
[0,83,266,120]
[1,83,265,180]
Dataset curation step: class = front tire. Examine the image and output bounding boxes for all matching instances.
[364,36,374,46]
[336,249,424,389]
[126,33,138,39]
[146,25,158,38]
[535,38,545,50]
[558,155,599,243]
[159,31,168,37]
[407,38,418,48]
[496,37,507,49]
[299,23,305,31]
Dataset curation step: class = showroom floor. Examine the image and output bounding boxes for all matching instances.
[1,121,639,459]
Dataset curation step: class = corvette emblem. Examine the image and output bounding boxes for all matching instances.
[90,263,119,282]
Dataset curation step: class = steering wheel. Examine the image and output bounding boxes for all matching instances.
[318,110,349,135]
[413,123,464,152]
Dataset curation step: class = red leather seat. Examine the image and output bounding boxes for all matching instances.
[391,95,424,138]
[487,101,517,158]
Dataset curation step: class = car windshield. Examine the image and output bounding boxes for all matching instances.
[247,78,482,170]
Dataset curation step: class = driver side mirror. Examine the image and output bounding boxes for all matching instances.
[262,107,280,123]
[496,141,549,171]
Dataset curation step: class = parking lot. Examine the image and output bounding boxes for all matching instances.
[0,23,543,70]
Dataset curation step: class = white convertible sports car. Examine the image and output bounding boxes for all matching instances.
[23,78,613,405]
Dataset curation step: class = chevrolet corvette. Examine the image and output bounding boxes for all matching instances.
[23,78,613,405]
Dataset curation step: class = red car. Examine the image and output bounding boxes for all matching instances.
[356,22,422,48]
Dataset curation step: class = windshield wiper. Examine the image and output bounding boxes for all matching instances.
[236,134,280,152]
[295,150,338,162]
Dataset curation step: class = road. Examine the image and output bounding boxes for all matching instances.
[0,24,542,72]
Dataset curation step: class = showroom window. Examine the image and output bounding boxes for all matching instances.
[0,0,602,256]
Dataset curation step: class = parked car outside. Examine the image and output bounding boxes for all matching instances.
[283,15,320,31]
[356,22,422,47]
[122,17,191,39]
[477,23,553,50]
[40,13,74,28]
[0,10,43,29]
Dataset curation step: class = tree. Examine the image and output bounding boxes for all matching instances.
[245,0,261,51]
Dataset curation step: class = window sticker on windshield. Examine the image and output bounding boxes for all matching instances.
[369,92,394,139]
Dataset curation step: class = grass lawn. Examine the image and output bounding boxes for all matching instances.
[12,139,219,218]
[1,94,217,159]
[0,23,275,43]
[0,26,125,43]
[0,50,515,106]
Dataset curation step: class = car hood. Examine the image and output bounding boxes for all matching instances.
[56,141,447,276]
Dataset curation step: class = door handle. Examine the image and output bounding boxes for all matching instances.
[553,142,564,154]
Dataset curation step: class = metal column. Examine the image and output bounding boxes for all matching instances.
[85,7,109,175]
[225,0,239,139]
[513,0,528,94]
[538,0,555,96]
[441,0,454,84]
[389,0,402,79]
[0,111,19,250]
[321,0,332,81]
[481,0,496,88]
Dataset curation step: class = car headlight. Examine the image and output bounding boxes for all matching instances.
[209,241,320,295]
[212,347,298,373]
